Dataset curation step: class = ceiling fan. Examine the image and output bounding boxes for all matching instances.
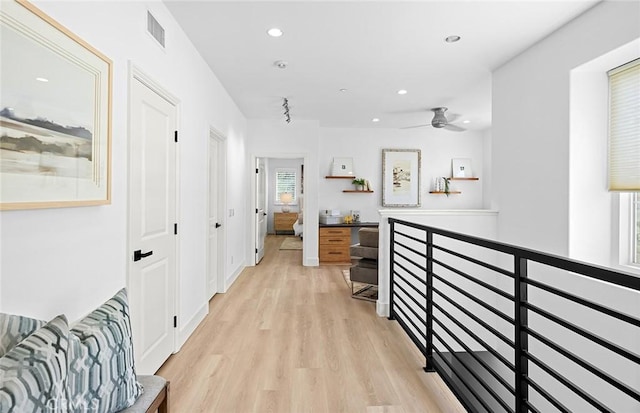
[402,107,466,132]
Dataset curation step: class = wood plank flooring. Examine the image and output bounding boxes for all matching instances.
[157,235,466,413]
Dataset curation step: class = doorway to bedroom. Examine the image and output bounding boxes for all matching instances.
[255,157,304,265]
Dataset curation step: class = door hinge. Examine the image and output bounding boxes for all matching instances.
[174,223,178,235]
[174,130,178,143]
[256,208,258,214]
[256,168,259,174]
[173,316,177,328]
[255,248,258,254]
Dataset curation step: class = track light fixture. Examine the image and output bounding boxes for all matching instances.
[282,97,291,124]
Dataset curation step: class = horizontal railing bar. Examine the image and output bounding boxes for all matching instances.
[388,218,640,291]
[526,326,640,402]
[393,278,427,313]
[393,295,427,341]
[433,285,516,348]
[525,376,571,413]
[395,230,427,245]
[392,289,426,327]
[393,271,428,298]
[394,230,428,246]
[432,315,516,395]
[394,250,428,278]
[433,243,515,279]
[432,330,515,413]
[394,240,428,261]
[432,300,515,371]
[392,306,427,356]
[525,277,640,328]
[525,302,640,365]
[432,271,515,325]
[524,350,613,412]
[432,346,502,413]
[433,256,515,300]
[524,400,543,413]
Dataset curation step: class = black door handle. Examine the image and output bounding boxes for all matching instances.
[215,223,222,228]
[263,212,267,216]
[133,250,153,262]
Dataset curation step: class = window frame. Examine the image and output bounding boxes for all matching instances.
[274,168,297,205]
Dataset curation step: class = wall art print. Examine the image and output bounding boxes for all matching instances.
[0,0,112,210]
[382,148,421,207]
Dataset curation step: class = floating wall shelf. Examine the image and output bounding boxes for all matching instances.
[429,191,462,194]
[450,177,479,181]
[343,190,374,193]
[325,176,355,179]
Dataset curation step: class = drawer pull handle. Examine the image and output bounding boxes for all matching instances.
[329,252,341,255]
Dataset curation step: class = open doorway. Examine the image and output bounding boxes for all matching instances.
[255,157,304,264]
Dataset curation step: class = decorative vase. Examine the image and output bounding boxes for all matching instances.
[356,184,364,191]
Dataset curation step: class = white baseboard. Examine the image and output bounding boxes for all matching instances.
[377,300,389,318]
[175,302,208,351]
[304,256,319,266]
[224,262,245,292]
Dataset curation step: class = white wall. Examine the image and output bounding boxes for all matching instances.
[493,0,640,256]
[0,0,248,349]
[247,119,320,266]
[493,2,640,411]
[319,127,487,223]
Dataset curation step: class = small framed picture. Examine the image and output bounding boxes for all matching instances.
[332,157,354,176]
[452,158,473,178]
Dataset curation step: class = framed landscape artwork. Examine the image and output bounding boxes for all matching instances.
[0,0,112,210]
[382,149,421,207]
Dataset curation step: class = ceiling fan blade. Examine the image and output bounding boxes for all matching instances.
[444,124,466,132]
[447,113,461,123]
[401,124,430,129]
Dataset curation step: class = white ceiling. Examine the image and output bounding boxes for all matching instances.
[164,0,600,131]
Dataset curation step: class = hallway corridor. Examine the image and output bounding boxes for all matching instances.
[157,235,465,412]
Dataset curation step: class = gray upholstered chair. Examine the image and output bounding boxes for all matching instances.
[349,228,379,301]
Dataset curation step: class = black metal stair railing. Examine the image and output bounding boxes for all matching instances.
[388,217,640,413]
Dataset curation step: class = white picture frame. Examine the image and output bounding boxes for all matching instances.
[382,149,421,207]
[331,157,354,176]
[452,158,473,178]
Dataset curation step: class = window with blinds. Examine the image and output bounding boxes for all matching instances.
[275,168,297,204]
[608,58,640,191]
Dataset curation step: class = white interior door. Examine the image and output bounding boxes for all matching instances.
[255,158,267,264]
[208,136,221,298]
[129,75,177,375]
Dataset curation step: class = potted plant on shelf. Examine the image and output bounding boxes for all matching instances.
[442,177,451,196]
[352,178,366,191]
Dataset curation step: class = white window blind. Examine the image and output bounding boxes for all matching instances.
[608,58,640,191]
[275,169,297,204]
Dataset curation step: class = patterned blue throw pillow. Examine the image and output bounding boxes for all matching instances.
[0,313,45,358]
[0,314,69,413]
[67,289,142,413]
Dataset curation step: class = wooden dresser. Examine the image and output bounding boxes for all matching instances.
[319,227,351,263]
[274,212,298,234]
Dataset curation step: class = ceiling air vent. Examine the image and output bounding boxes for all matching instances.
[147,11,165,47]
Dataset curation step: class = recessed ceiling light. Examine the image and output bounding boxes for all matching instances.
[445,35,461,43]
[397,89,408,95]
[463,120,470,124]
[339,88,348,92]
[36,77,49,82]
[372,118,380,122]
[267,28,283,37]
[274,60,288,69]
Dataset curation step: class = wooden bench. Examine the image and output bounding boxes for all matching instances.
[119,376,170,413]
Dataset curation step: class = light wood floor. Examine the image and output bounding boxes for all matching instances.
[157,235,465,413]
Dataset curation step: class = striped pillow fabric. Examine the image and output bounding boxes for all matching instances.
[0,313,45,357]
[0,314,69,413]
[67,289,142,413]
